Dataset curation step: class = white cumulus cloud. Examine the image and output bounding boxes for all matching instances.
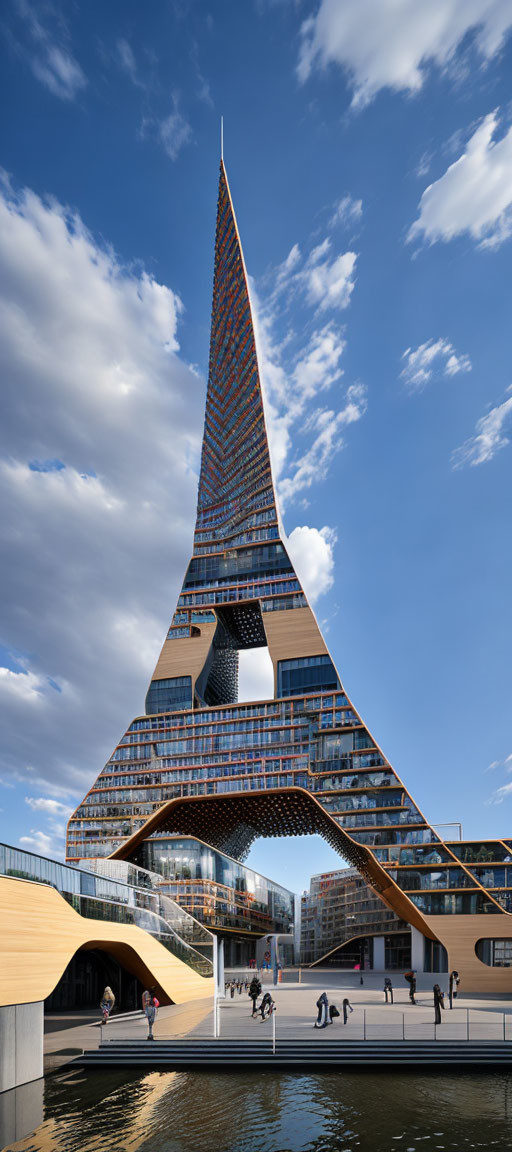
[0,175,203,797]
[298,0,512,108]
[408,111,512,249]
[451,388,512,469]
[278,384,367,510]
[286,525,337,602]
[249,227,362,511]
[304,245,357,311]
[401,338,472,391]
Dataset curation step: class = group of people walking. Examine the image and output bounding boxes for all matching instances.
[249,976,275,1020]
[101,966,462,1041]
[383,970,461,1022]
[99,985,160,1038]
[227,978,250,998]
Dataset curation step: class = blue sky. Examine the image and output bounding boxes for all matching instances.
[0,1,511,895]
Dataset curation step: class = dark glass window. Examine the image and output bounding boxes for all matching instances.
[476,938,512,966]
[277,656,340,698]
[145,676,192,716]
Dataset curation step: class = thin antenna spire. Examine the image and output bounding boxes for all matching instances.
[220,116,224,162]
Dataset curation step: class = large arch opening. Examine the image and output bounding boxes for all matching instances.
[109,787,437,944]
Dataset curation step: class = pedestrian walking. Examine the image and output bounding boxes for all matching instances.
[329,1003,340,1023]
[342,998,354,1025]
[142,989,159,1040]
[100,986,115,1023]
[433,983,444,1025]
[249,974,261,1017]
[384,977,393,1004]
[230,982,235,999]
[314,992,330,1028]
[449,970,460,1009]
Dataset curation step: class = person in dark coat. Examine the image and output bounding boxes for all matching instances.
[449,970,460,1009]
[384,977,393,1004]
[314,992,330,1028]
[404,970,417,1004]
[249,974,262,1017]
[259,992,274,1020]
[342,997,354,1025]
[433,983,444,1025]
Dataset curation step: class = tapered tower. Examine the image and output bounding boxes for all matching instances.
[67,161,512,983]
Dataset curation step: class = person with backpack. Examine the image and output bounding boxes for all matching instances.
[249,974,262,1017]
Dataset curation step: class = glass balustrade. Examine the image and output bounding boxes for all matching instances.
[0,842,213,978]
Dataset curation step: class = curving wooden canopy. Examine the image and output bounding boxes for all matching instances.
[108,786,437,941]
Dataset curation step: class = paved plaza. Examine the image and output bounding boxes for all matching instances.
[43,970,512,1072]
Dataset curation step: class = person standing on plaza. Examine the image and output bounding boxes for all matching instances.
[404,970,417,1004]
[433,983,444,1025]
[449,970,460,1008]
[100,986,115,1023]
[249,974,261,1017]
[314,992,330,1028]
[342,998,354,1024]
[142,989,158,1040]
[384,977,393,1004]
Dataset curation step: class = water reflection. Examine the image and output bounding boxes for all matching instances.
[2,1068,511,1152]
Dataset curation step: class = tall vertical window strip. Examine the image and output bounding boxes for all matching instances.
[277,656,340,698]
[145,677,192,716]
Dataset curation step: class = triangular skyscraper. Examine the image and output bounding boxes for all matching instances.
[144,161,337,712]
[67,161,506,978]
[196,161,278,545]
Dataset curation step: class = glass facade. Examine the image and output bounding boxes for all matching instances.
[66,159,512,946]
[277,656,340,698]
[146,677,192,716]
[137,836,294,936]
[300,867,408,966]
[0,842,213,977]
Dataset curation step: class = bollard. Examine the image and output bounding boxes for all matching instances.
[298,968,302,984]
[272,1006,277,1055]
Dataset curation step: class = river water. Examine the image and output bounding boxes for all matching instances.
[2,1068,511,1152]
